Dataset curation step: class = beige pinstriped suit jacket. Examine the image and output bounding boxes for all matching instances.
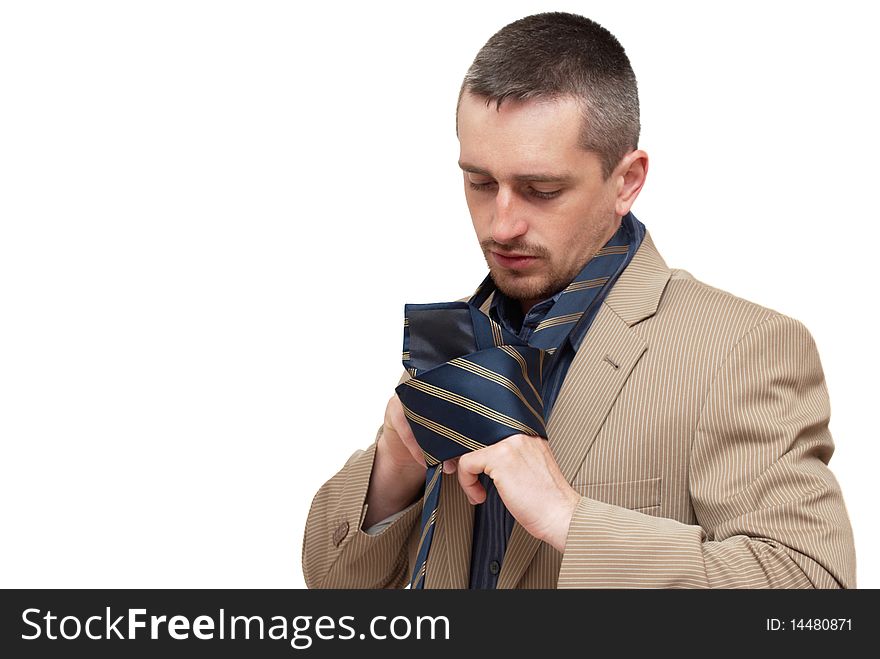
[302,232,856,588]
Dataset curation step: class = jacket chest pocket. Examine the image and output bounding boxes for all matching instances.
[570,476,662,514]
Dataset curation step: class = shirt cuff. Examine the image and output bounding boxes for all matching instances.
[362,501,420,536]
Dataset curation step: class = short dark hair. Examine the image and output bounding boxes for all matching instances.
[457,12,640,179]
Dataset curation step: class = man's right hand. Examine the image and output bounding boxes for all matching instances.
[361,394,427,529]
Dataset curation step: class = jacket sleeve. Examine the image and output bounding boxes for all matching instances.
[301,430,423,588]
[557,313,857,588]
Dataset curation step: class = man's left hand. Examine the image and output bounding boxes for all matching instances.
[443,434,581,552]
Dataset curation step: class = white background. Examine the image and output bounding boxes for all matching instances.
[1,1,877,588]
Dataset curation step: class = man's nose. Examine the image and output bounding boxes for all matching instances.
[491,186,527,244]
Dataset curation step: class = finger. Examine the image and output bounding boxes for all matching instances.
[457,451,490,504]
[442,457,459,474]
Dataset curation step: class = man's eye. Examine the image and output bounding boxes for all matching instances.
[528,188,561,200]
[468,180,496,191]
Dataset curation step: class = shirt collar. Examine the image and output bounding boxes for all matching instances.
[489,287,564,342]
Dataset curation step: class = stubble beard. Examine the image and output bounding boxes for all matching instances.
[485,255,577,305]
[480,214,619,306]
[480,238,584,306]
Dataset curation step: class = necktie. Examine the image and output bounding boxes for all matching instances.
[397,303,546,589]
[397,214,644,589]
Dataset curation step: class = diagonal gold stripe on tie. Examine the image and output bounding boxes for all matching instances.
[402,378,541,436]
[489,317,504,347]
[448,357,545,430]
[412,561,428,588]
[415,508,436,559]
[594,244,629,256]
[400,403,486,452]
[497,345,544,405]
[533,311,583,333]
[422,449,440,466]
[562,276,609,293]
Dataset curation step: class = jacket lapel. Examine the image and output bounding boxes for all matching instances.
[496,231,672,588]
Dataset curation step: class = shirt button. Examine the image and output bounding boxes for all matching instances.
[489,560,500,575]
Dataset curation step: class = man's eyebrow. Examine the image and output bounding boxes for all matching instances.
[458,162,492,176]
[458,161,574,184]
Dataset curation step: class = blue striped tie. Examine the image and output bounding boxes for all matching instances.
[397,217,640,589]
[397,304,544,589]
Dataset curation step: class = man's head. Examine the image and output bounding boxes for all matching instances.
[456,12,647,312]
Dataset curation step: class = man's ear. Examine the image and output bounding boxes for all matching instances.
[613,149,648,217]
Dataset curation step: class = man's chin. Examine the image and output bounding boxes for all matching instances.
[490,270,550,303]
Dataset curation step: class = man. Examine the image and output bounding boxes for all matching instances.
[302,12,856,588]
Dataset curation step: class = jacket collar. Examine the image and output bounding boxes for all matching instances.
[602,231,670,326]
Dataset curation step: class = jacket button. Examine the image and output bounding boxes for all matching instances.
[332,521,350,546]
[489,560,500,575]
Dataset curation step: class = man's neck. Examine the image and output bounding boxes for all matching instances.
[519,298,540,316]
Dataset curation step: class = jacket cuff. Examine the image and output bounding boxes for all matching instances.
[321,442,423,587]
[558,496,707,588]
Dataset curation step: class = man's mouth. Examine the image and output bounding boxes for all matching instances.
[491,251,538,270]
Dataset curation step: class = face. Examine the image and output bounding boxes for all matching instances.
[457,91,621,311]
